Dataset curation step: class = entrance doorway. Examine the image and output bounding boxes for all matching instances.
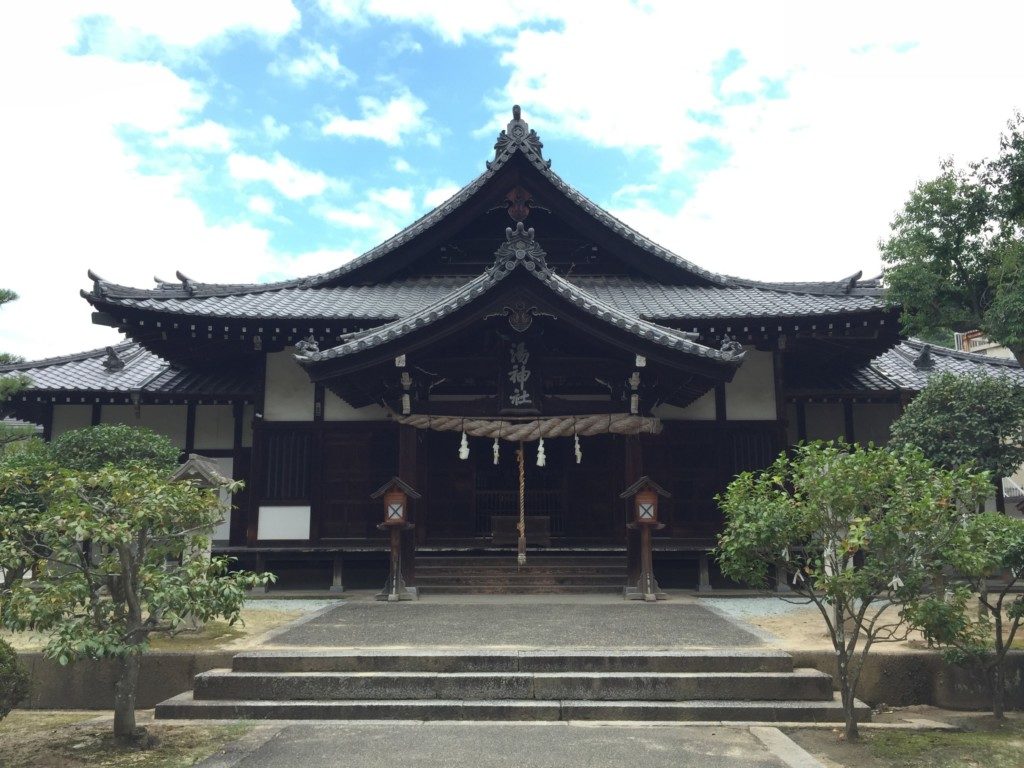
[422,431,621,546]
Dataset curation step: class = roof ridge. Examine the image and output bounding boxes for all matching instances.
[901,338,1021,368]
[0,340,140,372]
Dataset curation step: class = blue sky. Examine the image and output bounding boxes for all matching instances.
[2,1,1023,358]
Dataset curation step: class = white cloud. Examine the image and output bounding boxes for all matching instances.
[368,187,414,215]
[269,41,356,86]
[316,0,557,44]
[159,119,234,152]
[0,5,306,358]
[262,115,291,141]
[322,90,429,146]
[74,0,299,49]
[228,152,336,200]
[423,182,460,208]
[247,195,276,216]
[318,185,418,241]
[392,157,413,173]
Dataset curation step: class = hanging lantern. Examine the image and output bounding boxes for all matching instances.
[492,436,500,465]
[459,430,469,460]
[536,436,546,467]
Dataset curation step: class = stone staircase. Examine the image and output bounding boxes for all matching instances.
[414,554,627,594]
[155,649,870,723]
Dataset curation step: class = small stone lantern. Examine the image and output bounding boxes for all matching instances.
[372,477,420,602]
[621,476,669,602]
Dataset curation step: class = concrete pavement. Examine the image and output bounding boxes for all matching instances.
[195,721,824,768]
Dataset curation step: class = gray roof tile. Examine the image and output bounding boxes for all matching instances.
[0,342,255,397]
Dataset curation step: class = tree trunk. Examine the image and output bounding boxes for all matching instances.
[992,662,1005,719]
[113,653,141,741]
[840,675,859,740]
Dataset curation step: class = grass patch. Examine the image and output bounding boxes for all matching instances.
[867,721,1024,767]
[3,608,303,652]
[0,711,251,768]
[789,718,1024,768]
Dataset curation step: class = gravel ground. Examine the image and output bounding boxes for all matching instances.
[701,597,814,619]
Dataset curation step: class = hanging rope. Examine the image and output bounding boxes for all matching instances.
[517,441,526,566]
[391,412,662,441]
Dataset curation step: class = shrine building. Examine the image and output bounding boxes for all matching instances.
[4,107,1022,594]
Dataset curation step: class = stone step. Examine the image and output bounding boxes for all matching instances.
[232,649,795,674]
[156,692,869,723]
[414,566,625,573]
[414,575,627,586]
[193,669,833,702]
[418,585,623,595]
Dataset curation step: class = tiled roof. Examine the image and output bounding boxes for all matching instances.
[0,342,256,398]
[871,339,1024,391]
[83,109,885,309]
[790,339,1024,395]
[301,224,742,368]
[89,275,886,323]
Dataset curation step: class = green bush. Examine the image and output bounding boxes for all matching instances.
[51,424,180,473]
[0,636,30,719]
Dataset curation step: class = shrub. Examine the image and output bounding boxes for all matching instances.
[0,637,30,719]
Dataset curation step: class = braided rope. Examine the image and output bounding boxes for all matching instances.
[517,442,526,566]
[392,412,662,441]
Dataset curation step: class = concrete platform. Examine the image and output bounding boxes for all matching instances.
[267,596,763,648]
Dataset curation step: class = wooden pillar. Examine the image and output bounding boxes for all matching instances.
[184,402,197,454]
[698,552,712,593]
[91,402,102,426]
[795,401,807,443]
[330,554,344,593]
[398,424,419,591]
[624,435,643,587]
[843,399,855,444]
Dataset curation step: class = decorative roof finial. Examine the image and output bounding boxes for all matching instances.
[488,221,551,278]
[913,343,934,369]
[488,105,549,169]
[102,346,125,371]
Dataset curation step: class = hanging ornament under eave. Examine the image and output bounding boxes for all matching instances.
[536,437,546,467]
[459,430,469,460]
[574,432,582,464]
[492,436,500,465]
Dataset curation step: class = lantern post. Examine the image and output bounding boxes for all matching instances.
[620,476,670,602]
[372,477,421,602]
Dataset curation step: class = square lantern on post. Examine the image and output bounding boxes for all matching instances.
[371,477,421,603]
[371,477,421,527]
[620,476,670,602]
[620,476,669,526]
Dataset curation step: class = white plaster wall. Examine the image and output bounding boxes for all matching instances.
[724,348,776,420]
[264,350,314,421]
[654,390,716,421]
[101,404,188,447]
[852,403,901,446]
[194,404,234,450]
[324,391,388,421]
[804,403,845,442]
[51,404,92,437]
[258,505,311,540]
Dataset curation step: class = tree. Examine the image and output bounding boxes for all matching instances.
[0,636,30,720]
[0,439,53,592]
[715,441,990,740]
[905,512,1024,719]
[0,427,272,743]
[881,113,1024,366]
[0,287,32,447]
[889,372,1024,511]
